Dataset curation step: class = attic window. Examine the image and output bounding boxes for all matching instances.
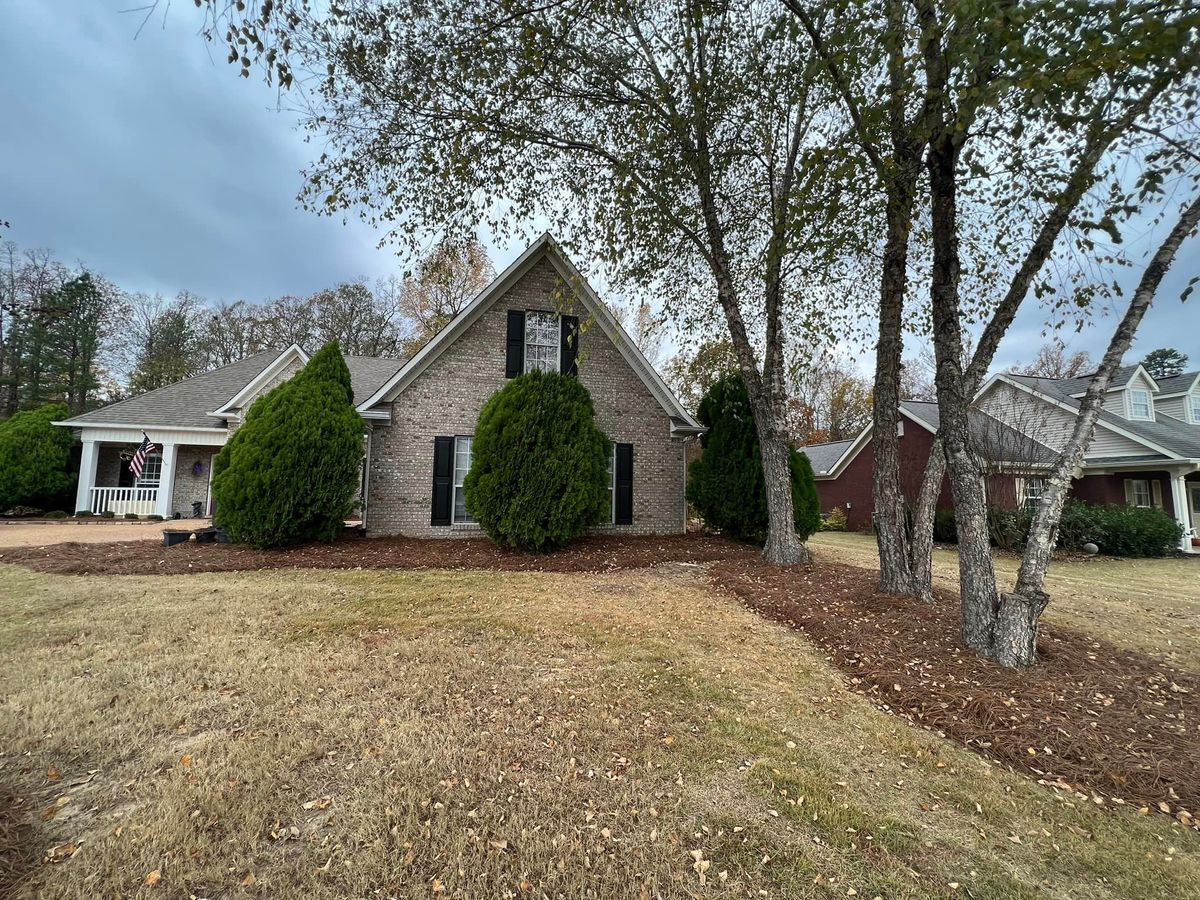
[1190,394,1200,424]
[524,311,560,374]
[1128,388,1152,420]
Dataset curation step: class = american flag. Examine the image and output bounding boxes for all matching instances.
[129,433,156,479]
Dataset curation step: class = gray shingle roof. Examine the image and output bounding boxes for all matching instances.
[800,439,854,476]
[60,349,283,430]
[1155,370,1200,396]
[1008,373,1200,459]
[900,399,1058,465]
[345,356,405,409]
[61,349,410,431]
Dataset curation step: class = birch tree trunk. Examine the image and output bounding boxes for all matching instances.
[905,75,1179,603]
[994,193,1200,667]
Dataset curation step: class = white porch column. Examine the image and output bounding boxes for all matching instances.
[74,439,99,514]
[155,442,179,519]
[1169,471,1195,554]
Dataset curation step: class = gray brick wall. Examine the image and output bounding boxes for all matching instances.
[170,448,215,517]
[367,256,687,536]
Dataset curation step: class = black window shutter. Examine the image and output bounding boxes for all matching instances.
[505,310,525,378]
[560,315,580,376]
[430,436,454,526]
[615,443,633,525]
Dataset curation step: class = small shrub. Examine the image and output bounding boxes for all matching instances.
[147,514,164,521]
[687,374,821,544]
[124,512,140,520]
[820,507,848,532]
[932,508,958,544]
[212,342,364,549]
[75,510,93,518]
[987,505,1031,551]
[100,510,115,519]
[43,510,68,519]
[464,370,609,552]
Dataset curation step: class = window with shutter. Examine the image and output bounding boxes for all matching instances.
[561,315,580,376]
[524,311,560,373]
[430,436,454,525]
[614,443,633,525]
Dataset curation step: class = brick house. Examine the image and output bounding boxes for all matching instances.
[801,365,1200,553]
[55,235,703,534]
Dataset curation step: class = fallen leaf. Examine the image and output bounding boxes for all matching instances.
[242,872,257,886]
[144,869,162,887]
[180,754,193,767]
[303,796,333,811]
[46,765,61,782]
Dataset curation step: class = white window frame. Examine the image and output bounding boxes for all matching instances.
[1020,476,1046,513]
[451,435,475,524]
[135,452,163,488]
[1128,388,1153,420]
[1127,478,1153,509]
[524,310,560,374]
[1189,393,1200,424]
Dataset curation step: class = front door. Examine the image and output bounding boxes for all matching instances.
[1190,484,1200,538]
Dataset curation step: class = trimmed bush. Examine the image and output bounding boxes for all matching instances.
[100,510,115,519]
[820,506,848,532]
[1057,501,1183,558]
[75,510,93,518]
[0,404,76,511]
[687,374,821,544]
[211,342,364,549]
[987,505,1031,552]
[463,370,609,552]
[44,510,68,519]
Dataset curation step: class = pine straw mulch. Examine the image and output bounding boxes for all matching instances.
[708,555,1200,821]
[0,532,757,577]
[0,789,36,898]
[2,532,1197,821]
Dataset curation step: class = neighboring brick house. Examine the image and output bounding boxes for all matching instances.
[54,235,702,534]
[801,365,1200,553]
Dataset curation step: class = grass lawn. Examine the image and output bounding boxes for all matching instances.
[1,562,1196,899]
[809,532,1200,669]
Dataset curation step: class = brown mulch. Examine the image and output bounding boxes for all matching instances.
[0,789,36,898]
[2,532,1196,819]
[0,532,756,577]
[709,556,1200,819]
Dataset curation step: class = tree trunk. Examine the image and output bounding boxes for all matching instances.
[759,422,808,564]
[926,131,1002,655]
[909,440,946,602]
[998,193,1200,665]
[871,184,917,593]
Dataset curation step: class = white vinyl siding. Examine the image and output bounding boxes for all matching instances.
[524,311,560,373]
[452,436,475,524]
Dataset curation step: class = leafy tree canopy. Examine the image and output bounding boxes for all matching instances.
[1142,347,1190,380]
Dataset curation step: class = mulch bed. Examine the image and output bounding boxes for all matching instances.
[709,556,1200,820]
[0,533,756,577]
[2,532,1196,820]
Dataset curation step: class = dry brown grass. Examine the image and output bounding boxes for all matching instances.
[1,562,1196,899]
[810,532,1200,669]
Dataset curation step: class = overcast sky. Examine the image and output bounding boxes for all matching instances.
[2,2,1197,376]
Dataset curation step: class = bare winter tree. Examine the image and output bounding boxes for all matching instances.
[1012,343,1094,380]
[396,237,495,355]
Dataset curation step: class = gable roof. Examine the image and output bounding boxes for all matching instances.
[900,400,1057,465]
[800,439,855,476]
[1004,373,1200,459]
[59,349,285,430]
[359,233,701,432]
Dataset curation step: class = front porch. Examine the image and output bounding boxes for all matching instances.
[1073,462,1200,554]
[72,426,228,519]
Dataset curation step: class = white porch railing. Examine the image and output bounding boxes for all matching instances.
[89,487,159,516]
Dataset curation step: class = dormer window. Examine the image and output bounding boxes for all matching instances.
[1190,394,1200,424]
[1128,388,1152,420]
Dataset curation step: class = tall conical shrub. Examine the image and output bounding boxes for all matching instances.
[686,373,820,544]
[212,343,363,548]
[464,370,610,552]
